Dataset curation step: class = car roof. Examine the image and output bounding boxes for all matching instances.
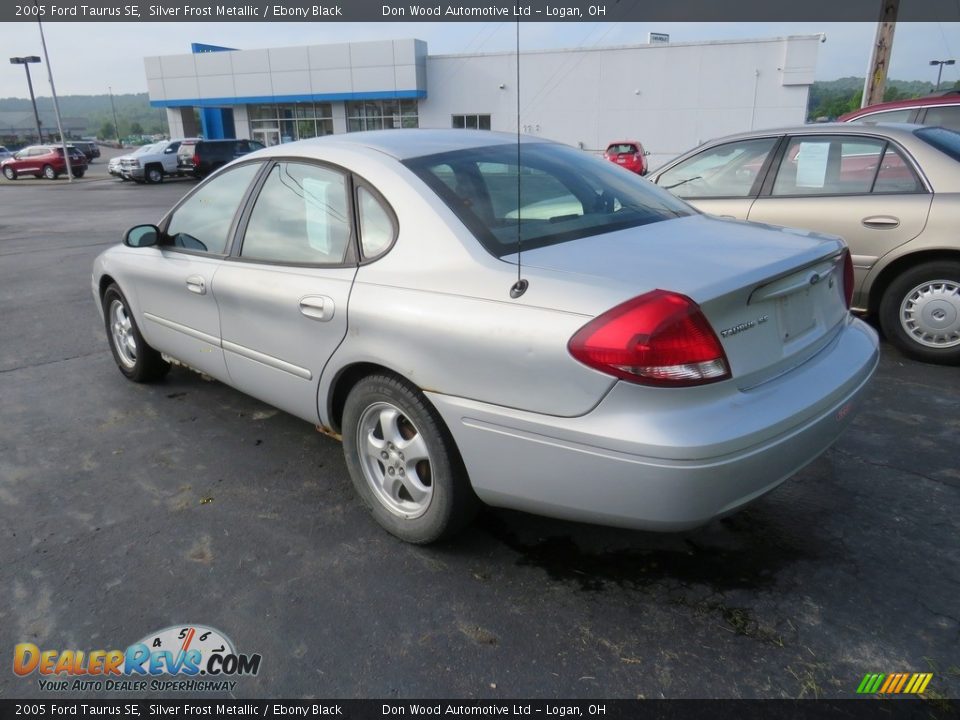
[839,90,960,119]
[260,129,551,161]
[695,122,926,146]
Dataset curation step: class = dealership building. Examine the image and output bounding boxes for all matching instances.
[145,34,820,166]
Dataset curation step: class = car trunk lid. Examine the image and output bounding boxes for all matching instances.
[505,214,850,388]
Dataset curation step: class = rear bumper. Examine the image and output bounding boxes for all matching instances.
[427,317,879,531]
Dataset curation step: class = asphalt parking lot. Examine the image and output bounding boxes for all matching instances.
[0,174,958,700]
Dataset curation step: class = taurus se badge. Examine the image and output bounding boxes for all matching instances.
[720,315,769,338]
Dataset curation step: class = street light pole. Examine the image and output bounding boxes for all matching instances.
[930,59,956,91]
[9,56,43,143]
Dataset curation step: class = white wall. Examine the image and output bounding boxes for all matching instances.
[419,36,819,168]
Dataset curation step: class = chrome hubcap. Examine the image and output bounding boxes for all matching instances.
[899,279,960,349]
[357,402,433,519]
[109,299,138,368]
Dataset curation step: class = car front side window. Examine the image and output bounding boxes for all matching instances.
[656,138,778,199]
[164,162,261,254]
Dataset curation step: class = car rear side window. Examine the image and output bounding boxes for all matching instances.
[872,145,924,193]
[241,162,351,265]
[357,186,395,260]
[849,108,914,124]
[771,136,921,196]
[405,143,691,257]
[165,162,261,254]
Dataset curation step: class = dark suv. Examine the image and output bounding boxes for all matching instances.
[72,141,101,162]
[177,139,265,179]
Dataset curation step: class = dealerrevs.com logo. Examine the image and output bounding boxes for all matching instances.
[13,625,262,692]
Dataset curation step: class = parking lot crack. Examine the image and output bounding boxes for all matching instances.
[915,596,960,628]
[829,447,958,489]
[0,351,104,375]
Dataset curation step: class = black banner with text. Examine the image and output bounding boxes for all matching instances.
[3,0,960,23]
[1,699,958,720]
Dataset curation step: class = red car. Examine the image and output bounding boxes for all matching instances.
[604,140,649,175]
[838,89,960,131]
[1,145,88,180]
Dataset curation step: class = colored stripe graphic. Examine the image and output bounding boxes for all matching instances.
[879,674,897,693]
[915,674,933,694]
[857,674,885,694]
[859,672,933,694]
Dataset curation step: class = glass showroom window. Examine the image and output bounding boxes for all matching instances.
[248,103,334,142]
[346,100,419,132]
[452,114,491,130]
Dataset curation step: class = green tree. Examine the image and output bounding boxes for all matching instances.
[99,121,116,140]
[129,121,144,135]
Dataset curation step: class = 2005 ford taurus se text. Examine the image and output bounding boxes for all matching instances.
[92,130,879,544]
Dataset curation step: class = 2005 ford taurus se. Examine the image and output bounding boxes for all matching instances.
[92,130,879,544]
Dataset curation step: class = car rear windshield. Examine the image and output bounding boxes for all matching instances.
[404,142,692,257]
[915,126,960,162]
[608,143,638,154]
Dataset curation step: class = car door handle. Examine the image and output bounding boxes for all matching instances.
[862,215,900,229]
[185,275,206,295]
[299,295,334,321]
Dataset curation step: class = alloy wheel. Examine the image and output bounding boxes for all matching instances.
[109,299,138,369]
[356,401,434,519]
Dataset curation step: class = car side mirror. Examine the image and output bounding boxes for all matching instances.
[124,224,160,248]
[644,150,651,156]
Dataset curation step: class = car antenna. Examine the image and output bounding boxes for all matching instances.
[510,19,529,299]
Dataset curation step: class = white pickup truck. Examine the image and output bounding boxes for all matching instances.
[119,138,197,183]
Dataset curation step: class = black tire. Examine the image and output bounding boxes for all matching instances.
[102,284,170,382]
[42,164,57,180]
[879,260,960,365]
[3,166,16,180]
[145,164,163,184]
[341,374,479,544]
[72,169,85,178]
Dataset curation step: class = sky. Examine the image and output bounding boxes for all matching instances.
[0,21,957,98]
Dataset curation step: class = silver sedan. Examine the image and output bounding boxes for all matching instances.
[92,130,878,543]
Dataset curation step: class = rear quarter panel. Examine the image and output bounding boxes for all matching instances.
[315,147,618,420]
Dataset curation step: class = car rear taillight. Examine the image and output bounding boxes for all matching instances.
[842,249,854,309]
[568,290,731,387]
[192,152,200,167]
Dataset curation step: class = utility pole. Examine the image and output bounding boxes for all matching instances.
[109,86,122,145]
[35,13,72,182]
[862,0,899,108]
